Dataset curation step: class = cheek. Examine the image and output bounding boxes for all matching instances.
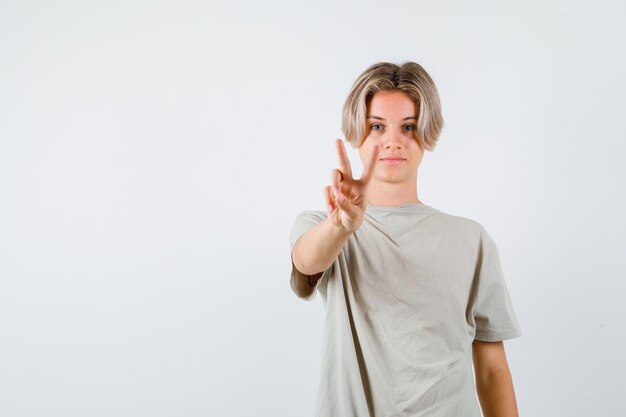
[358,143,371,159]
[409,145,424,163]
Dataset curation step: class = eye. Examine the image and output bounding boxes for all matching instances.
[402,124,416,132]
[370,123,383,131]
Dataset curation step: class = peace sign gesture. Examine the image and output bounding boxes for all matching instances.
[324,139,380,232]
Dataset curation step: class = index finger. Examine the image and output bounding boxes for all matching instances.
[335,139,353,181]
[359,144,380,184]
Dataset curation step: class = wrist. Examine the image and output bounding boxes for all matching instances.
[327,217,355,236]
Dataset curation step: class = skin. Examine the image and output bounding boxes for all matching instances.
[358,90,425,207]
[296,90,519,415]
[473,340,520,417]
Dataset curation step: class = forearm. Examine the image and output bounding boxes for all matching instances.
[292,217,352,276]
[475,367,519,417]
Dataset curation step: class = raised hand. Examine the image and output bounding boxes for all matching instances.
[324,139,380,232]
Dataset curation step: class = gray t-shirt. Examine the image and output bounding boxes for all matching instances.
[289,203,522,417]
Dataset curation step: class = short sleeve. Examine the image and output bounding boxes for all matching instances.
[472,229,522,342]
[288,210,334,300]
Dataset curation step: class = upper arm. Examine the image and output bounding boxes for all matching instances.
[290,238,325,299]
[472,340,510,380]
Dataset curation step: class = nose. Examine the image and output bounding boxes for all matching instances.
[382,129,403,149]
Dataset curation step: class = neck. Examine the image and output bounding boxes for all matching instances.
[366,178,422,207]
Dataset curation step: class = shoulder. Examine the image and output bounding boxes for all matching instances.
[289,209,328,247]
[291,209,328,229]
[430,209,496,247]
[430,208,486,233]
[293,209,327,222]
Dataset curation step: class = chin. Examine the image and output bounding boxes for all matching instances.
[376,174,410,184]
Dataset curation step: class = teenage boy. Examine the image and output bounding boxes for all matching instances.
[289,62,522,417]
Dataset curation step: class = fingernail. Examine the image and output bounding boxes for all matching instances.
[337,194,345,203]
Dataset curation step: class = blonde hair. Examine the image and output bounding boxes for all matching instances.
[342,61,444,151]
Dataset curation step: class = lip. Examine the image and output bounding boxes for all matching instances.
[380,158,406,164]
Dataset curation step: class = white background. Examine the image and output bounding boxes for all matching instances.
[1,0,625,416]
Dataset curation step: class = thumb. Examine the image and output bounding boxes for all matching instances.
[335,192,359,219]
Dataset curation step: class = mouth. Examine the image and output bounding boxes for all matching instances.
[380,158,406,164]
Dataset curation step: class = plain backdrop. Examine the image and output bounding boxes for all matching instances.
[1,0,625,416]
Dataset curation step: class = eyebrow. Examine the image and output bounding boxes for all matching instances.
[367,115,418,120]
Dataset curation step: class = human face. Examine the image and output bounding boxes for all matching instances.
[358,90,424,185]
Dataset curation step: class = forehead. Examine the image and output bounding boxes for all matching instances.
[367,90,417,118]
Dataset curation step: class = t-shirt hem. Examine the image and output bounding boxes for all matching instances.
[474,328,522,342]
